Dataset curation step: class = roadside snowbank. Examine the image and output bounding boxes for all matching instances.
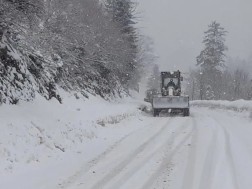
[0,92,146,188]
[191,100,252,114]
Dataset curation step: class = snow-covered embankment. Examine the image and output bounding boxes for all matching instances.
[191,100,252,117]
[0,93,147,188]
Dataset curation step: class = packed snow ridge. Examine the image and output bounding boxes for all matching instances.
[191,100,252,114]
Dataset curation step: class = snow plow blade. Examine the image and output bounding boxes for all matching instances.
[152,96,190,117]
[152,96,189,109]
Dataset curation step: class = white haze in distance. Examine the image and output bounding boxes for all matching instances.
[136,0,252,72]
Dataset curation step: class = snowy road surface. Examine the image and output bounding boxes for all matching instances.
[2,106,252,189]
[60,107,252,189]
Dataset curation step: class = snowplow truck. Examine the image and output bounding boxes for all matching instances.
[152,71,190,117]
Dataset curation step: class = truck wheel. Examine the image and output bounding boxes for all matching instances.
[153,109,159,117]
[183,108,190,117]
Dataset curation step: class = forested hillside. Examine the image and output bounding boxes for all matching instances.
[0,0,143,104]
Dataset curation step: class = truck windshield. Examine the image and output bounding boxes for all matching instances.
[164,78,178,86]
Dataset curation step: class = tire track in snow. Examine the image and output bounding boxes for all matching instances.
[197,117,218,189]
[212,118,239,189]
[89,118,178,189]
[212,111,252,189]
[59,119,161,189]
[109,118,192,189]
[59,133,132,189]
[196,113,239,189]
[221,126,239,189]
[179,117,198,189]
[183,111,239,189]
[141,117,196,189]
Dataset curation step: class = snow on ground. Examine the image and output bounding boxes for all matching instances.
[1,97,252,189]
[0,92,149,189]
[191,100,252,114]
[165,107,252,189]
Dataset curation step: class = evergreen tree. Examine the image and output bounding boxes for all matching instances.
[0,0,144,103]
[105,0,135,28]
[196,21,228,99]
[205,85,215,100]
[197,21,227,70]
[105,0,138,88]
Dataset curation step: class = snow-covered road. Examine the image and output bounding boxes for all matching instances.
[59,107,252,189]
[1,103,252,189]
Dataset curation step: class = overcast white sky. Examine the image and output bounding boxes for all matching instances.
[136,0,252,71]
